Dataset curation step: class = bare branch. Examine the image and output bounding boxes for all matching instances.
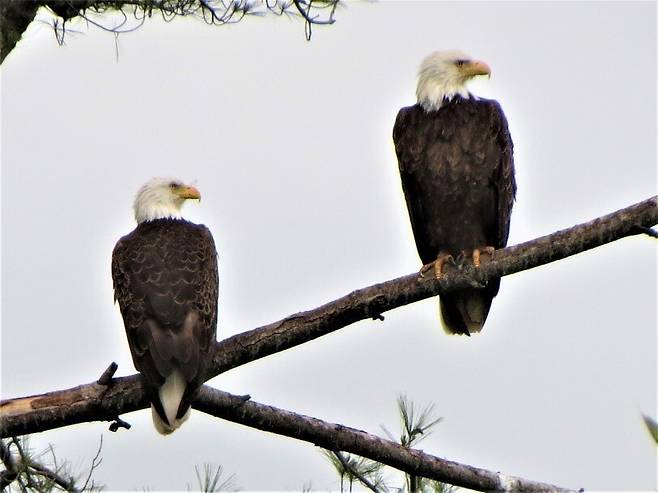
[208,195,658,378]
[79,436,103,492]
[1,196,656,440]
[193,386,577,492]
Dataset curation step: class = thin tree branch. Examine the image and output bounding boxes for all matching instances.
[330,450,382,492]
[0,440,19,489]
[1,196,656,439]
[23,459,78,492]
[0,437,80,492]
[191,386,576,492]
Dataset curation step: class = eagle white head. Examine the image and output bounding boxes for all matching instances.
[133,177,201,224]
[416,50,491,112]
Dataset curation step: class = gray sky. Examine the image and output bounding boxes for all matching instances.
[2,1,656,491]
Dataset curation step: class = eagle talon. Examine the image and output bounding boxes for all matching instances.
[472,246,496,267]
[433,253,454,279]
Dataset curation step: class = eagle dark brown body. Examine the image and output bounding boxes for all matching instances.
[112,218,218,428]
[393,96,516,335]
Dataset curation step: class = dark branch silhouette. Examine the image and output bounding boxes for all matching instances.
[1,0,340,64]
[0,196,655,490]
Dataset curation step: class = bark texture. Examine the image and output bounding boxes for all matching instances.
[194,386,578,492]
[209,196,657,376]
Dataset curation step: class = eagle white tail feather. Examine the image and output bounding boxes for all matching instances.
[439,292,488,335]
[152,370,190,435]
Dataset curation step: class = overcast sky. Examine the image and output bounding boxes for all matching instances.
[1,1,656,491]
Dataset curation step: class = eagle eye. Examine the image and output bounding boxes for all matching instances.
[169,182,179,189]
[455,59,468,67]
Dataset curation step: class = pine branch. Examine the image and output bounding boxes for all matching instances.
[0,437,83,492]
[0,0,339,64]
[1,196,656,439]
[192,386,576,492]
[323,450,384,492]
[0,440,19,489]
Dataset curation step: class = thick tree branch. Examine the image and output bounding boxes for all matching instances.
[1,197,653,491]
[194,386,576,492]
[1,197,656,439]
[0,1,40,64]
[209,195,657,377]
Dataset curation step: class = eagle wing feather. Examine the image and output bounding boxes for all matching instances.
[112,220,218,428]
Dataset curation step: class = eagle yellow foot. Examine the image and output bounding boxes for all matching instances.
[471,246,496,267]
[433,252,455,279]
[420,252,454,279]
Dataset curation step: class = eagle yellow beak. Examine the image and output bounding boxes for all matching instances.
[178,185,201,201]
[462,60,491,78]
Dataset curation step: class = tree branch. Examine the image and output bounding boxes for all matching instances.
[0,0,340,64]
[0,440,18,489]
[193,386,575,492]
[1,196,656,440]
[0,0,40,65]
[328,450,383,492]
[208,195,657,378]
[0,437,80,492]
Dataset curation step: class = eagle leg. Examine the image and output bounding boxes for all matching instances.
[472,246,496,267]
[433,252,455,279]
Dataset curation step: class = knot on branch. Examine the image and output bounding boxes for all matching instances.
[365,294,387,321]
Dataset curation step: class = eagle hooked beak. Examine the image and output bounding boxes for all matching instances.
[462,60,491,79]
[178,185,201,201]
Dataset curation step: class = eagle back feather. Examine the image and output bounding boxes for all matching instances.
[112,218,218,433]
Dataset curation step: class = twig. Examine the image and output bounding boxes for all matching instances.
[79,436,103,491]
[332,450,382,492]
[292,0,335,25]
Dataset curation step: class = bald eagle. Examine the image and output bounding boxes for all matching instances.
[393,51,516,335]
[112,178,218,434]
